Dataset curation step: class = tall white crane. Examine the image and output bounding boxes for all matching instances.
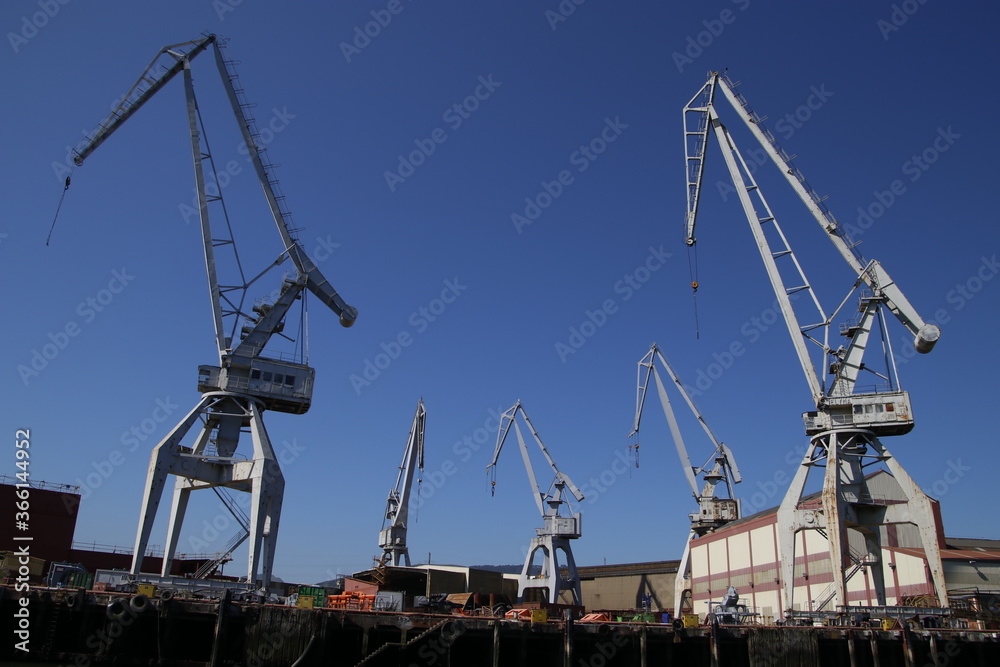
[379,399,426,567]
[65,34,357,590]
[629,343,741,616]
[683,70,945,612]
[487,401,585,606]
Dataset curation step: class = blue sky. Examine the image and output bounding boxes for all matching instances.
[3,1,998,586]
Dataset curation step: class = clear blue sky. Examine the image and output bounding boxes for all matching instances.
[3,1,998,586]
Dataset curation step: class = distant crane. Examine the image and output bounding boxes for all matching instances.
[683,70,945,612]
[488,401,585,606]
[379,399,426,567]
[629,343,741,616]
[65,34,357,590]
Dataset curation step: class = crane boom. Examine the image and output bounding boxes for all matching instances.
[630,344,741,528]
[684,72,939,369]
[489,400,584,511]
[68,34,357,346]
[210,45,357,327]
[72,36,217,167]
[379,399,426,567]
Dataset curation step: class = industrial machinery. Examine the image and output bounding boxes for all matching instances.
[683,70,944,612]
[66,34,357,589]
[378,399,426,567]
[488,401,585,606]
[629,342,742,616]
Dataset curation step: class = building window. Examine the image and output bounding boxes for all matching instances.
[284,375,295,386]
[251,369,261,380]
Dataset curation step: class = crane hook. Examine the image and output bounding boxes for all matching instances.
[46,175,72,246]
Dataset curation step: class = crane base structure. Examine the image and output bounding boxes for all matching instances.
[518,519,583,606]
[776,427,947,614]
[131,392,284,589]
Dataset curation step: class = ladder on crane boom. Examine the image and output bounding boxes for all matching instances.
[629,343,742,617]
[682,70,946,613]
[488,401,585,606]
[378,399,426,568]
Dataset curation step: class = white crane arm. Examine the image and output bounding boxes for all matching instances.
[488,401,584,516]
[712,73,938,355]
[384,400,426,531]
[211,45,358,328]
[72,35,217,166]
[632,344,742,498]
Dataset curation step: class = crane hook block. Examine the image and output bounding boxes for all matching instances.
[691,281,699,291]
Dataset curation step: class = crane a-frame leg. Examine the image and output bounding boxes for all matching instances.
[519,535,582,606]
[776,429,948,613]
[130,392,285,589]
